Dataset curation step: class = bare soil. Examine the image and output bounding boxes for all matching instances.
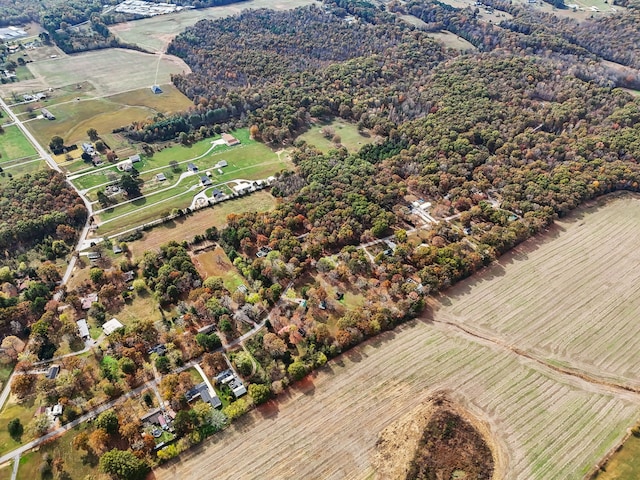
[373,392,497,480]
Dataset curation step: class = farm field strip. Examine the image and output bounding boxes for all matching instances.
[26,49,190,97]
[437,196,640,389]
[155,320,640,480]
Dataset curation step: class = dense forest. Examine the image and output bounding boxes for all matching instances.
[123,1,640,145]
[0,171,87,254]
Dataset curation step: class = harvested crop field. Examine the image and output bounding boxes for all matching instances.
[155,194,640,480]
[26,49,190,97]
[437,193,640,390]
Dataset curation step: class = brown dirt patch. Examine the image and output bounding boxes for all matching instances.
[373,392,497,480]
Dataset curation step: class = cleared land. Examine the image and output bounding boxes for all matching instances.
[437,194,640,390]
[0,125,37,162]
[25,49,190,97]
[426,31,477,51]
[297,120,376,153]
[26,84,191,146]
[155,194,640,479]
[110,0,316,52]
[126,190,277,257]
[191,246,244,291]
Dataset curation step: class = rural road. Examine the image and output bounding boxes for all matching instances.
[0,96,61,173]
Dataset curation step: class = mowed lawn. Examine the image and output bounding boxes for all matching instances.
[89,129,290,236]
[110,0,316,52]
[297,120,376,153]
[27,49,190,97]
[0,125,37,162]
[27,85,193,147]
[126,190,278,258]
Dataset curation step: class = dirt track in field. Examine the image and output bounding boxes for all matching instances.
[154,194,640,480]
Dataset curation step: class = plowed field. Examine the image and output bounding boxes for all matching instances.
[155,194,640,479]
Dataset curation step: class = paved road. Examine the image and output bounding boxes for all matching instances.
[0,379,154,466]
[0,97,60,173]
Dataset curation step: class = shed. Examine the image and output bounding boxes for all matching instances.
[113,244,123,254]
[117,160,133,172]
[187,163,198,173]
[215,160,228,168]
[233,182,251,194]
[230,380,247,398]
[103,318,124,335]
[156,173,167,182]
[221,133,240,146]
[77,319,90,340]
[129,154,141,163]
[46,365,60,380]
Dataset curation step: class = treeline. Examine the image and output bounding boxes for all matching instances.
[0,171,87,254]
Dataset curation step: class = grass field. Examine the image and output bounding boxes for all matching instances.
[24,87,192,147]
[192,246,244,291]
[126,191,277,258]
[596,434,640,479]
[16,424,98,480]
[26,49,189,97]
[155,194,640,479]
[426,31,477,51]
[297,120,376,153]
[110,0,316,52]
[87,129,289,237]
[0,397,36,456]
[0,125,38,162]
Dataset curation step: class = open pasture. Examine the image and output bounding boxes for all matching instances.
[26,49,190,97]
[125,191,277,258]
[0,125,37,162]
[437,194,640,390]
[426,30,477,51]
[297,120,376,153]
[25,84,192,149]
[110,0,316,52]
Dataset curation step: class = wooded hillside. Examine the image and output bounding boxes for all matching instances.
[0,171,87,254]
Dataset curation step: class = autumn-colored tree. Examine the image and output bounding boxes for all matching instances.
[262,333,287,358]
[119,418,142,443]
[0,336,25,363]
[10,373,36,399]
[88,428,109,455]
[73,431,90,452]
